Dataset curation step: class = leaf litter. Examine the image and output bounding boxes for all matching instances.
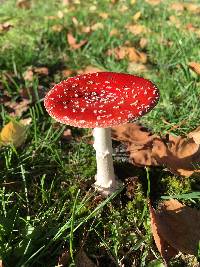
[149,199,200,261]
[112,123,200,177]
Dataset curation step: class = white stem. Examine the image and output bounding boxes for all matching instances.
[93,127,116,191]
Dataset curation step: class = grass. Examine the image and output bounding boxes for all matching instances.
[0,0,200,266]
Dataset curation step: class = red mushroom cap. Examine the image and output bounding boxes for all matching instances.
[44,72,159,128]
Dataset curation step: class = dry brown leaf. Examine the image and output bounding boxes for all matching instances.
[91,22,104,31]
[23,68,34,81]
[148,201,178,264]
[52,24,64,32]
[133,11,141,21]
[77,65,104,74]
[67,33,87,50]
[168,15,181,28]
[184,3,200,14]
[170,3,184,12]
[0,121,27,148]
[5,99,31,117]
[61,69,74,78]
[139,37,148,49]
[109,28,120,36]
[188,126,200,145]
[145,0,161,5]
[16,0,31,9]
[156,199,200,255]
[99,12,109,19]
[34,67,49,76]
[107,46,147,63]
[112,123,200,177]
[188,62,200,76]
[126,24,148,35]
[0,22,13,33]
[127,62,148,73]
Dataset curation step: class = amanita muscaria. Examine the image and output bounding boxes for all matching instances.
[44,72,159,195]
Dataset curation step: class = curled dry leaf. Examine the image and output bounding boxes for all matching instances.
[107,46,147,63]
[188,62,200,76]
[0,121,27,148]
[148,201,178,264]
[155,199,200,255]
[67,33,87,50]
[112,123,200,177]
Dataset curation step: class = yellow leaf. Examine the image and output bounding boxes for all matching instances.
[133,11,141,21]
[0,121,27,148]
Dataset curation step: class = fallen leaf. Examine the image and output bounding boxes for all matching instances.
[77,65,104,74]
[112,123,200,177]
[109,28,120,36]
[145,0,161,5]
[16,0,31,9]
[52,24,64,32]
[91,22,104,31]
[168,15,181,28]
[61,69,74,78]
[188,126,200,144]
[119,4,128,12]
[0,22,13,33]
[133,11,141,21]
[4,99,31,117]
[139,37,148,49]
[155,199,200,255]
[184,3,200,14]
[72,17,79,26]
[127,62,148,73]
[188,62,200,76]
[148,201,178,264]
[107,46,147,63]
[99,12,109,19]
[34,67,49,76]
[20,117,32,126]
[126,24,148,35]
[67,33,87,50]
[0,121,27,148]
[170,3,184,12]
[23,67,34,81]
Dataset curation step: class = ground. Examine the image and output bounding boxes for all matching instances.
[0,0,200,266]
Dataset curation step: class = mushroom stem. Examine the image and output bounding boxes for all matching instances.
[93,127,116,195]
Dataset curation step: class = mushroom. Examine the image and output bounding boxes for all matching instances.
[44,72,159,195]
